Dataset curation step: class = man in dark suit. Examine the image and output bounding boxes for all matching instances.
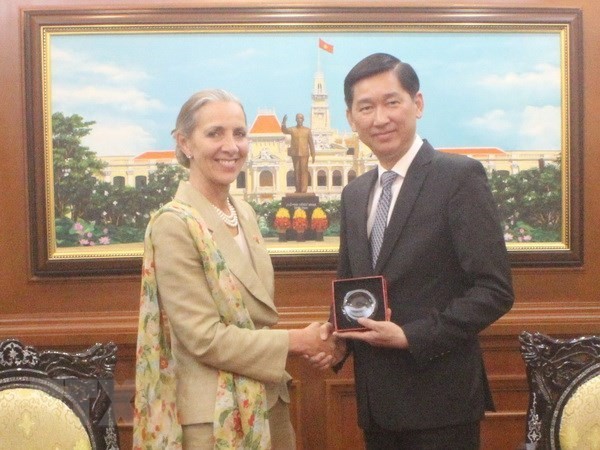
[326,53,514,449]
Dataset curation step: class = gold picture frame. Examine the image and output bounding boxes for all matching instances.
[24,6,583,276]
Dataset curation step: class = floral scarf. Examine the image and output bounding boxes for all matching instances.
[133,200,271,450]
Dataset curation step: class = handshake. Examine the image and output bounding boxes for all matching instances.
[288,308,403,370]
[288,322,347,371]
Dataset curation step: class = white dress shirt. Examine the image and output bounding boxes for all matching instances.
[367,135,423,237]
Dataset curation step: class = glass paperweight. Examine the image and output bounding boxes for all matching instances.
[332,276,388,332]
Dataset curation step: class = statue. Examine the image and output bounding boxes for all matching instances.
[281,113,316,194]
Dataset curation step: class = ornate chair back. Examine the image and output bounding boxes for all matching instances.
[519,331,600,450]
[0,338,119,450]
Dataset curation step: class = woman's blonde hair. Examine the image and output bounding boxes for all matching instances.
[172,89,246,168]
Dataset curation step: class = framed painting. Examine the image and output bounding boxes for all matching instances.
[24,7,583,276]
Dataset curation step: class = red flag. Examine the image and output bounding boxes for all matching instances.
[318,38,334,54]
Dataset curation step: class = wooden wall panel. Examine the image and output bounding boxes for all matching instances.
[326,379,362,450]
[2,0,600,449]
[58,334,555,450]
[481,412,526,450]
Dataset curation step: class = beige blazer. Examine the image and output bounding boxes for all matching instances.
[152,181,291,425]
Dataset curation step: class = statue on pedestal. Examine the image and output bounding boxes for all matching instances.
[281,113,316,193]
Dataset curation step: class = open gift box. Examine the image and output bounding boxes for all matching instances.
[332,275,388,332]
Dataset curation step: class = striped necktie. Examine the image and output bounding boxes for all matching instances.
[370,170,398,268]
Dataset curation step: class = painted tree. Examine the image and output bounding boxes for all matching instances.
[489,161,562,242]
[141,162,189,212]
[52,112,106,223]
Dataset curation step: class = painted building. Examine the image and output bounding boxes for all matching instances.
[99,69,561,200]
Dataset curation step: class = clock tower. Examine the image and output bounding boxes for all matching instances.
[310,71,334,151]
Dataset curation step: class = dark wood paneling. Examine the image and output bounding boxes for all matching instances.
[326,379,362,450]
[2,305,600,448]
[0,331,559,449]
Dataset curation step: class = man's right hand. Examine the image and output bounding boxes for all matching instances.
[304,322,347,370]
[288,322,333,358]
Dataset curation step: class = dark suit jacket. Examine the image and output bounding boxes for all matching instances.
[336,140,514,431]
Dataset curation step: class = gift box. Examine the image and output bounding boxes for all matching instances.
[332,275,388,332]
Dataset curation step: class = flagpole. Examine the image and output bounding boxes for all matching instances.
[317,40,321,72]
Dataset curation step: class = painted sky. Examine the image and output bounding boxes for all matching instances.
[50,30,562,156]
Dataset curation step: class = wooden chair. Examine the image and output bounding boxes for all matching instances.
[0,338,119,449]
[519,331,600,450]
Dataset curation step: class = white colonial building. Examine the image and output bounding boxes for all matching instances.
[99,69,561,201]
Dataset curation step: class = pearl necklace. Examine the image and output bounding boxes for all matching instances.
[211,197,238,228]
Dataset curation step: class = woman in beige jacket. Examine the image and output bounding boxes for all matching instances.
[134,89,334,449]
